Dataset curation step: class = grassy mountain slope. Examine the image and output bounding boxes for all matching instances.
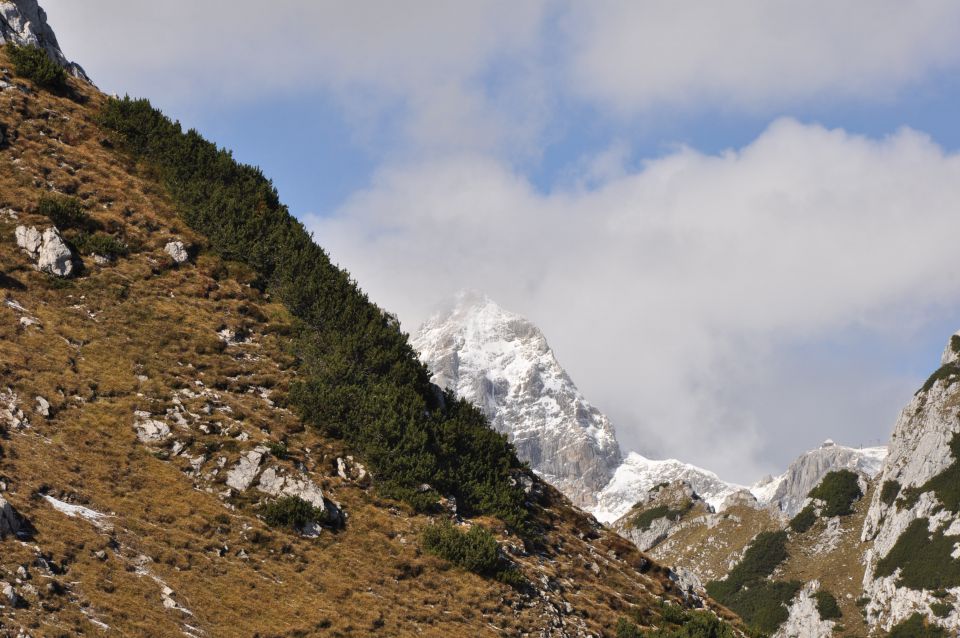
[0,48,743,637]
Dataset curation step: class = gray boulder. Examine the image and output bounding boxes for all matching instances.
[164,241,189,264]
[0,497,27,538]
[14,225,41,258]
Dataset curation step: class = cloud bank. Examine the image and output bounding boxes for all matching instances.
[309,120,960,481]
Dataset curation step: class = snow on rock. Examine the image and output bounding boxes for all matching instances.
[413,291,621,508]
[0,0,89,80]
[594,452,742,523]
[774,581,834,638]
[751,440,887,517]
[43,495,111,530]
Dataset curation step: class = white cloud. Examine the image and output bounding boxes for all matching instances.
[562,0,960,112]
[43,0,549,154]
[308,120,960,481]
[43,1,960,153]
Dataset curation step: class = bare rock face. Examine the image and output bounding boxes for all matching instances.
[774,581,834,638]
[859,331,960,635]
[753,439,886,517]
[0,0,89,80]
[413,292,621,509]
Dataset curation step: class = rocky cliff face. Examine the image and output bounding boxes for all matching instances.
[0,0,88,80]
[752,440,886,517]
[859,333,960,634]
[413,292,622,508]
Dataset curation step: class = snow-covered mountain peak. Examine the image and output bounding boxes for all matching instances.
[413,292,622,508]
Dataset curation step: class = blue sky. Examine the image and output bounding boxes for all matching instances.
[46,1,960,482]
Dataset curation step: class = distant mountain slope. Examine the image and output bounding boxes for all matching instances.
[751,440,887,517]
[594,452,743,523]
[413,292,622,508]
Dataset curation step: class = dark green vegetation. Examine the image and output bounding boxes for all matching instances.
[98,97,531,532]
[37,195,129,261]
[888,613,946,638]
[875,518,960,590]
[789,505,816,533]
[881,480,902,507]
[930,602,952,618]
[705,531,800,635]
[632,501,694,531]
[420,521,525,587]
[808,469,862,517]
[6,43,66,91]
[813,590,841,620]
[258,496,325,530]
[614,604,735,638]
[917,432,960,513]
[38,195,93,231]
[918,361,960,394]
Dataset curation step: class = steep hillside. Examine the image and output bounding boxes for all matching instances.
[413,293,621,509]
[860,332,960,635]
[0,27,744,638]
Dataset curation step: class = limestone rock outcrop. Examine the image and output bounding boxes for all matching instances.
[859,332,960,634]
[753,440,886,517]
[15,225,74,277]
[0,0,89,80]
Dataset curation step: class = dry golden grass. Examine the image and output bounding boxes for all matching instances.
[0,47,735,637]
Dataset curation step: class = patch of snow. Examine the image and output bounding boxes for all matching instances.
[593,452,744,523]
[43,495,111,529]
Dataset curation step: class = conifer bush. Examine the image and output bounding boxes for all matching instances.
[7,43,66,90]
[98,97,531,533]
[814,590,841,620]
[258,496,324,530]
[789,505,816,533]
[808,469,861,517]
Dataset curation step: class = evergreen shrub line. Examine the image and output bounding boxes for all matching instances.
[98,97,531,533]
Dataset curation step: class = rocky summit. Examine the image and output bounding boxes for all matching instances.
[413,292,622,508]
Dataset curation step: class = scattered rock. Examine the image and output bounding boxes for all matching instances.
[164,241,189,265]
[257,467,326,511]
[34,396,50,418]
[133,411,170,443]
[2,582,18,608]
[37,228,74,277]
[225,448,266,492]
[0,388,28,429]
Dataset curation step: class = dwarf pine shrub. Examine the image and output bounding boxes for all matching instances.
[98,96,531,534]
[7,43,66,91]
